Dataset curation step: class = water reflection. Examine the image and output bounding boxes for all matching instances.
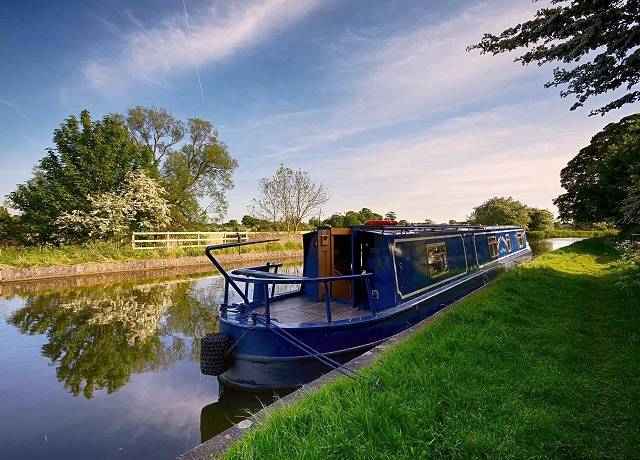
[8,281,217,398]
[0,267,299,459]
[529,237,584,256]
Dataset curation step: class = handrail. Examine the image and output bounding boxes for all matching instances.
[204,239,279,304]
[228,271,372,285]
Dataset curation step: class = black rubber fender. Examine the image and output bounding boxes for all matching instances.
[200,333,233,376]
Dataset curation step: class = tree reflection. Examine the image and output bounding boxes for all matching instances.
[9,279,218,399]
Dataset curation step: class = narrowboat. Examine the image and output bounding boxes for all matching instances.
[200,222,532,390]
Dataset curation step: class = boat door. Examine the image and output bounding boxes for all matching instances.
[318,227,352,301]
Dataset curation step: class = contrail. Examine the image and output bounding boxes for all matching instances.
[182,0,205,102]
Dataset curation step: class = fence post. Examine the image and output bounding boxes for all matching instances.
[166,233,169,249]
[131,233,135,249]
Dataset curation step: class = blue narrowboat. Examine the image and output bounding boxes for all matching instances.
[200,222,532,390]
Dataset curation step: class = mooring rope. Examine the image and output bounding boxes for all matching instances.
[253,315,369,383]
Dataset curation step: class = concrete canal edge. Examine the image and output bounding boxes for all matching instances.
[178,300,461,460]
[0,249,303,283]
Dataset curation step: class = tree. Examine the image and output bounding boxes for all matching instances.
[56,171,171,243]
[251,165,329,232]
[8,110,154,243]
[469,1,640,115]
[384,211,397,220]
[0,206,21,244]
[527,207,555,231]
[554,114,640,224]
[424,218,435,224]
[161,118,238,227]
[469,197,530,227]
[125,106,185,167]
[620,181,640,225]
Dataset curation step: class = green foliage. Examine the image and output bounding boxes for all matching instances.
[224,240,640,459]
[526,229,619,240]
[469,1,640,115]
[527,207,555,231]
[0,207,21,244]
[469,196,529,227]
[614,240,640,292]
[161,118,238,227]
[323,208,383,227]
[384,211,397,220]
[554,114,640,225]
[8,110,154,243]
[620,181,640,225]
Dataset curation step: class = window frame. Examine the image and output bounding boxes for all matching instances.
[516,232,524,248]
[425,242,449,278]
[488,236,499,258]
[504,234,512,252]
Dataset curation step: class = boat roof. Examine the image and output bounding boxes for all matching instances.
[317,224,523,237]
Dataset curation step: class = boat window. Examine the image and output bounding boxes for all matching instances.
[504,235,512,252]
[516,232,524,248]
[488,236,499,258]
[426,242,448,278]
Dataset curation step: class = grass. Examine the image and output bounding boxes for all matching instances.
[0,240,302,268]
[223,238,639,459]
[526,229,619,239]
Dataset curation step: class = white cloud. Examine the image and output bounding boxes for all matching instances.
[313,99,632,222]
[253,1,546,156]
[83,0,324,93]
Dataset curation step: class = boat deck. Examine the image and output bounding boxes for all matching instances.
[255,295,369,324]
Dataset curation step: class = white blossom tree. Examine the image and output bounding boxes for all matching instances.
[56,171,171,243]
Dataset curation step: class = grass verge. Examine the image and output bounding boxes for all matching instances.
[224,239,639,459]
[0,240,302,268]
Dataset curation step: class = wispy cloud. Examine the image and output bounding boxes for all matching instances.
[314,99,631,222]
[249,1,545,156]
[0,99,27,120]
[83,0,324,93]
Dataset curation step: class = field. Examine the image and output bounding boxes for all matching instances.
[223,239,639,459]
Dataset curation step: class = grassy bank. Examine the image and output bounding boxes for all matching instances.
[0,240,302,268]
[224,239,639,459]
[526,229,619,239]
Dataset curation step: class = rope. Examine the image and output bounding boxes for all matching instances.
[254,316,368,383]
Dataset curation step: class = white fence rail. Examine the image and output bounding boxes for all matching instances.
[132,231,250,250]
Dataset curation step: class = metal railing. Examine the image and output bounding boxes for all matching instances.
[131,231,249,249]
[225,269,373,324]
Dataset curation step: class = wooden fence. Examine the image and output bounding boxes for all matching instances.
[131,231,250,250]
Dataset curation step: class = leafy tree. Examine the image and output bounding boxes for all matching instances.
[321,208,383,227]
[56,171,171,243]
[469,1,640,115]
[162,118,237,227]
[620,182,640,225]
[424,218,435,224]
[527,207,555,231]
[554,114,640,224]
[0,206,21,244]
[384,211,397,220]
[8,110,154,243]
[125,106,185,167]
[470,197,530,227]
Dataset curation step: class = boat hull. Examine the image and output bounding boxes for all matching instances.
[219,248,531,390]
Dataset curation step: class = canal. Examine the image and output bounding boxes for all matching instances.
[0,238,579,459]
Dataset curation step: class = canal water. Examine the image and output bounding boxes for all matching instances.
[0,238,580,459]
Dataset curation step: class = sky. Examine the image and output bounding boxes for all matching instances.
[0,0,636,223]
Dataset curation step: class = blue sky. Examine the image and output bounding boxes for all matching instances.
[0,0,635,223]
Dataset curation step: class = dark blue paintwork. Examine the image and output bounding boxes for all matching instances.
[212,225,532,390]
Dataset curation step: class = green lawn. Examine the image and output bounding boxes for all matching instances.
[0,240,302,268]
[224,239,639,459]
